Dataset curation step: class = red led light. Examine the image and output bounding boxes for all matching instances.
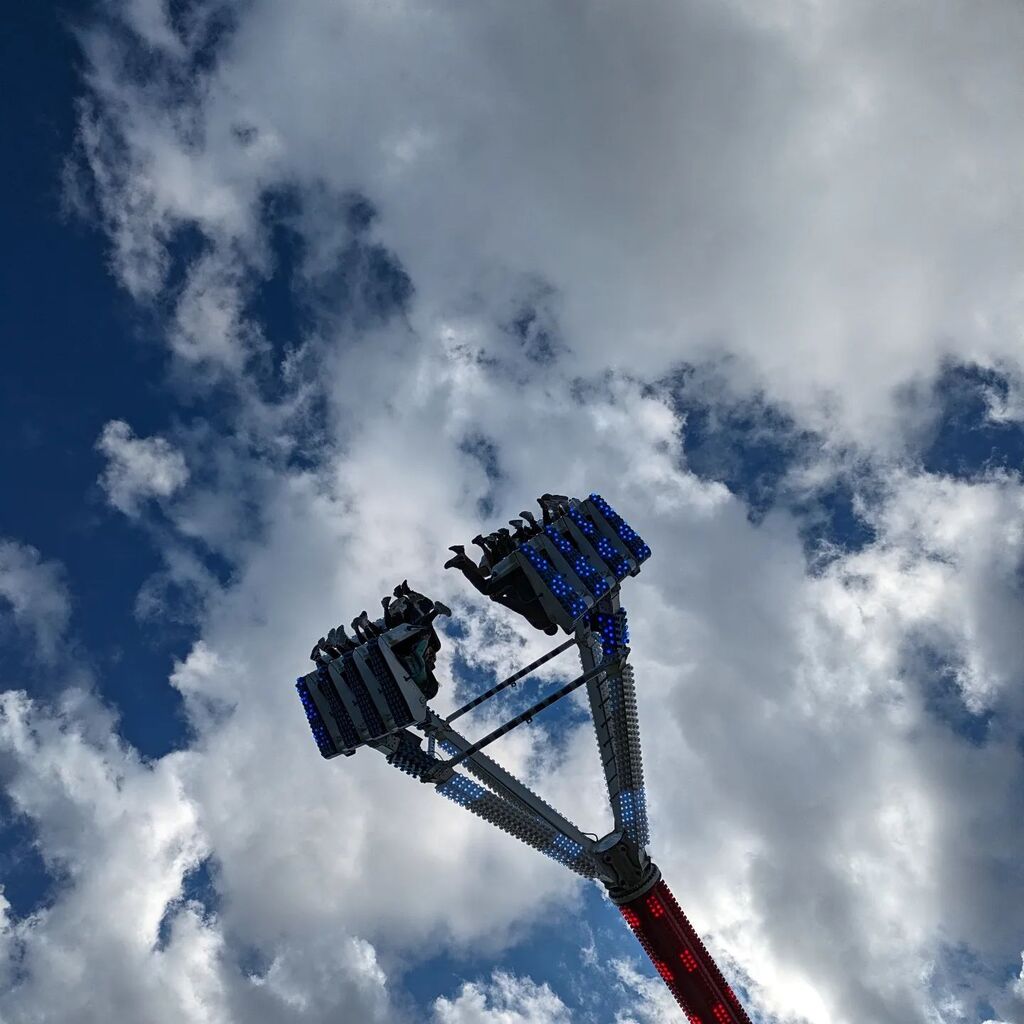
[620,879,753,1024]
[646,894,665,917]
[680,949,699,972]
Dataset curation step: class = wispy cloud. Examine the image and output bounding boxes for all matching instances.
[433,971,572,1024]
[0,540,71,664]
[96,420,190,517]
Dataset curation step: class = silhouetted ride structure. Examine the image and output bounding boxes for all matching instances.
[294,492,752,1023]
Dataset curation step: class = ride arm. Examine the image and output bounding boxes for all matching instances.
[375,725,598,879]
[577,595,649,847]
[618,877,753,1024]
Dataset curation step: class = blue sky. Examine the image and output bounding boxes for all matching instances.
[1,1,189,917]
[2,3,1024,1023]
[1,3,189,743]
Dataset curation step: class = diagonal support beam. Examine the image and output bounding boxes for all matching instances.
[373,728,597,878]
[423,710,595,855]
[578,604,624,818]
[577,595,649,846]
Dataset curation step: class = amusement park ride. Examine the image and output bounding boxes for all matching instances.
[294,492,752,1023]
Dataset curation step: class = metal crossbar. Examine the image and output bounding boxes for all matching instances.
[436,658,618,771]
[445,636,577,723]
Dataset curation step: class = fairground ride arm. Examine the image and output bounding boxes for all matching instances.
[619,877,753,1024]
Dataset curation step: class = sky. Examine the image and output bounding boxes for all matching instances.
[1,2,1024,1022]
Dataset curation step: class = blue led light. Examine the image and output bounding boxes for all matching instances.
[295,678,338,758]
[568,506,627,582]
[616,787,650,846]
[589,608,629,660]
[438,768,591,872]
[521,542,587,619]
[589,493,651,564]
[545,833,585,867]
[543,526,608,597]
[591,534,629,579]
[568,507,597,537]
[438,773,488,808]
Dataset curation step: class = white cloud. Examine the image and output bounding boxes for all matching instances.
[0,540,71,663]
[8,338,1024,1022]
[3,2,1021,1023]
[97,419,190,516]
[604,458,1024,1023]
[433,970,571,1024]
[0,687,213,1023]
[70,0,1024,444]
[168,251,263,373]
[610,959,685,1024]
[115,0,185,55]
[0,688,403,1024]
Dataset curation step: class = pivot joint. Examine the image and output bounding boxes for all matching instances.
[593,830,661,904]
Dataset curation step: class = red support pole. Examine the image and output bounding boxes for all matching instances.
[618,878,753,1024]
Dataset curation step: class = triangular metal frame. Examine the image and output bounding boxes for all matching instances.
[298,493,752,1023]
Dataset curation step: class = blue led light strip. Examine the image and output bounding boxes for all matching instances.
[438,773,594,875]
[520,541,587,619]
[589,493,652,563]
[569,507,630,579]
[543,525,609,597]
[295,678,338,758]
[589,608,630,660]
[616,787,650,847]
[437,773,488,807]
